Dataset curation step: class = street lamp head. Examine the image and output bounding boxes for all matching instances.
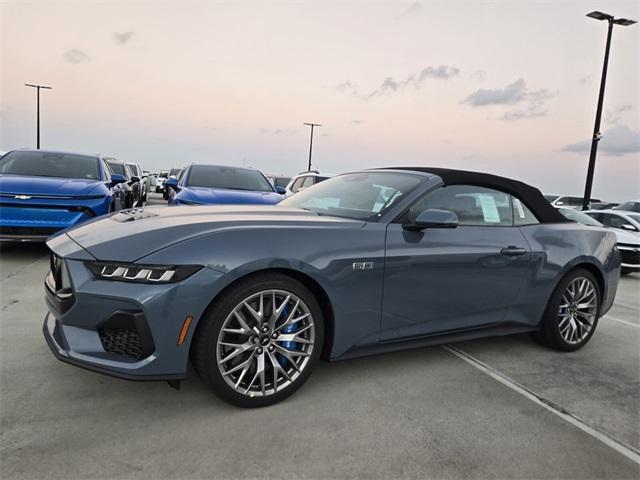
[587,11,613,21]
[612,18,637,26]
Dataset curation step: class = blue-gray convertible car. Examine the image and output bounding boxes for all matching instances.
[43,168,620,407]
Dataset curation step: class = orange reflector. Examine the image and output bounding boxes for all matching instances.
[177,316,193,346]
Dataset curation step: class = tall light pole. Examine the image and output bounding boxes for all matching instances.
[25,83,53,149]
[581,11,636,210]
[303,122,322,171]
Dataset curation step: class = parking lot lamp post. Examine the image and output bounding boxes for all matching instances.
[24,83,53,149]
[581,11,636,211]
[304,122,322,171]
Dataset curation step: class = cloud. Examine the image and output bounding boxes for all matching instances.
[605,104,632,125]
[337,65,460,99]
[63,49,91,64]
[464,78,527,106]
[260,127,294,135]
[463,78,555,121]
[562,124,640,156]
[402,2,422,15]
[578,74,593,86]
[113,31,134,45]
[469,70,486,82]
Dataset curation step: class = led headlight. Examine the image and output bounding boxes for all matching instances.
[86,262,202,284]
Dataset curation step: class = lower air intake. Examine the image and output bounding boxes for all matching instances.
[99,327,143,360]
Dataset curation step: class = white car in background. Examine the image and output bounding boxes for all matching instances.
[155,170,170,193]
[585,209,640,275]
[615,200,640,213]
[285,171,335,197]
[544,194,601,209]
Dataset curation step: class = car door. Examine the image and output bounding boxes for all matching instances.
[381,184,532,341]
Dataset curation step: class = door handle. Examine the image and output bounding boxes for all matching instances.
[500,246,527,257]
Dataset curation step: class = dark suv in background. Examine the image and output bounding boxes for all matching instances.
[104,158,141,208]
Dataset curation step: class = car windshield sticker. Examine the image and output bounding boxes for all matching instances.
[478,194,501,223]
[514,198,526,219]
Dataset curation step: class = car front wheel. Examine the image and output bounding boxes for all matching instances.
[193,273,324,407]
[535,268,600,351]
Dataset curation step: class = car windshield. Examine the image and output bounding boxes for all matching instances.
[108,162,126,176]
[617,201,640,213]
[274,177,291,188]
[186,165,274,192]
[127,164,140,176]
[0,151,100,180]
[562,209,603,227]
[627,213,640,224]
[280,171,422,221]
[159,172,168,178]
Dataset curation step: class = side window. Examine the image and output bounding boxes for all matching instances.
[404,185,513,226]
[290,177,305,193]
[512,197,539,225]
[588,212,603,222]
[302,176,315,188]
[602,214,631,230]
[566,197,584,207]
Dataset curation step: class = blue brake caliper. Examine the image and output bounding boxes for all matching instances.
[277,304,298,368]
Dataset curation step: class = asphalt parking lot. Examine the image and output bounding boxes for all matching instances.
[1,194,639,479]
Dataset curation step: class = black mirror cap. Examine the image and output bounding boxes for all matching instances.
[403,209,459,231]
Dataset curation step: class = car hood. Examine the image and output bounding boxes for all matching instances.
[59,205,364,262]
[182,187,283,205]
[613,229,640,245]
[0,174,104,197]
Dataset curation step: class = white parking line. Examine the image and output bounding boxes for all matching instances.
[605,315,640,329]
[444,344,640,465]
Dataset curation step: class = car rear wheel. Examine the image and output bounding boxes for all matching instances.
[193,273,324,407]
[534,268,600,351]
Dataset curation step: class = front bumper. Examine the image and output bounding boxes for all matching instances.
[0,197,109,241]
[618,243,640,270]
[42,254,225,381]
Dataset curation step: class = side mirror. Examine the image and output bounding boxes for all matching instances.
[110,174,126,186]
[275,186,286,195]
[403,209,459,231]
[555,201,564,206]
[129,176,140,183]
[165,178,179,190]
[620,224,637,232]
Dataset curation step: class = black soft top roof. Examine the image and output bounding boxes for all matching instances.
[380,167,568,223]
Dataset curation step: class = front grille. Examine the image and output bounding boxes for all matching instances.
[1,226,61,236]
[619,249,640,265]
[99,328,144,360]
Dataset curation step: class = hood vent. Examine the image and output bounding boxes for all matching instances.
[110,208,159,223]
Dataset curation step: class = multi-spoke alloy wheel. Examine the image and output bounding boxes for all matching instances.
[217,290,315,397]
[193,273,324,407]
[534,268,600,352]
[557,277,598,344]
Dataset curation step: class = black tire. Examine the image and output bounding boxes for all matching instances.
[192,273,324,407]
[534,268,600,351]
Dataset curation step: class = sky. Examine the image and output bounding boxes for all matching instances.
[1,0,639,201]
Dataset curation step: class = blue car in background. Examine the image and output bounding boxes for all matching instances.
[165,164,285,206]
[0,149,128,241]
